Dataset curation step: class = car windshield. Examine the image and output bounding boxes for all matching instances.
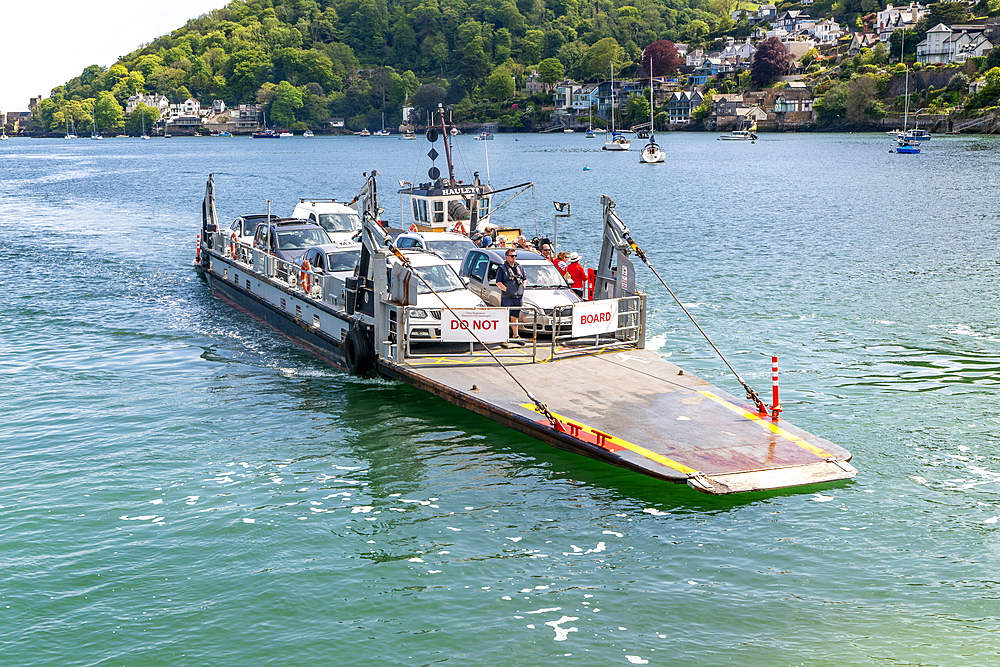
[325,250,360,272]
[276,228,330,250]
[414,264,465,293]
[318,213,362,233]
[426,239,475,260]
[523,263,566,289]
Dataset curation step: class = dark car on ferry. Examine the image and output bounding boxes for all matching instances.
[252,218,332,267]
[459,247,580,334]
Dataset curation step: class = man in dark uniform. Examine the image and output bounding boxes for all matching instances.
[496,249,526,342]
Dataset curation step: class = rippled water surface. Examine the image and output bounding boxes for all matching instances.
[3,132,1000,666]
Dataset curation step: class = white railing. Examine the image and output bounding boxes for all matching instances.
[397,305,543,361]
[547,295,645,359]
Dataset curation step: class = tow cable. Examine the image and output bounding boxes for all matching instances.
[621,232,769,415]
[383,240,565,432]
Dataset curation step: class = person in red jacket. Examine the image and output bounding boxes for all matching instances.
[567,252,586,298]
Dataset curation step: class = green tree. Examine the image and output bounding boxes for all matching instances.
[538,57,565,90]
[814,81,849,121]
[521,30,545,64]
[691,91,713,121]
[410,83,446,123]
[126,103,159,135]
[483,67,516,100]
[846,74,885,124]
[581,38,623,81]
[94,91,124,133]
[271,81,304,128]
[227,48,271,102]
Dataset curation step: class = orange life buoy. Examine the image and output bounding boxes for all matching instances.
[452,220,467,236]
[195,234,201,263]
[230,234,238,259]
[299,259,312,293]
[409,223,418,232]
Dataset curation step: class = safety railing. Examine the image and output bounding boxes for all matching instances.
[212,231,350,307]
[398,304,543,361]
[546,294,645,359]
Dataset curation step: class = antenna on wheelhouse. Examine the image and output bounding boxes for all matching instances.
[438,104,457,186]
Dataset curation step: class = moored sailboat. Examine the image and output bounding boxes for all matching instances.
[602,64,630,151]
[639,58,665,164]
[892,33,920,154]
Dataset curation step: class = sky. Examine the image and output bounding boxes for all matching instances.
[1,0,228,112]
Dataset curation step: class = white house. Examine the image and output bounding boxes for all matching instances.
[757,4,777,23]
[721,38,757,63]
[916,24,991,64]
[125,94,169,117]
[877,3,928,43]
[806,19,842,44]
[553,80,581,114]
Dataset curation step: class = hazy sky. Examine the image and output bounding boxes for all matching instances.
[1,0,228,112]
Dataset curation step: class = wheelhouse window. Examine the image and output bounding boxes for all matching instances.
[433,201,444,223]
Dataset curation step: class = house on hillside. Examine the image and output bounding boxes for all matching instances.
[917,24,993,64]
[125,94,170,117]
[553,80,581,114]
[876,3,928,43]
[758,4,777,22]
[848,31,880,56]
[807,19,843,44]
[667,90,703,124]
[721,38,756,64]
[572,86,599,113]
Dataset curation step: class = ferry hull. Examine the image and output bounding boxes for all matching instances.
[202,251,352,370]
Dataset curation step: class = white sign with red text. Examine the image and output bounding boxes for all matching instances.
[572,299,619,337]
[442,308,509,343]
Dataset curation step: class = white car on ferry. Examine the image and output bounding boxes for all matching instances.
[391,250,486,341]
[291,199,363,243]
[394,231,477,274]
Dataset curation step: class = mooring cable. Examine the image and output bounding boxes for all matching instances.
[379,240,564,430]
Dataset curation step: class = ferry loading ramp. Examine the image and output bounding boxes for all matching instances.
[378,341,855,495]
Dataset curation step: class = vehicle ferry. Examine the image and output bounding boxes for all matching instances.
[195,173,857,495]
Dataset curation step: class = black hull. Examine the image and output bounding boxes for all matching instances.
[203,266,350,370]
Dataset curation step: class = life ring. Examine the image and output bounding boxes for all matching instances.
[344,327,374,375]
[230,234,238,259]
[299,259,312,293]
[452,220,467,236]
[195,234,201,263]
[409,223,418,232]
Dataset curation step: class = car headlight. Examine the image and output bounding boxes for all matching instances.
[409,309,428,319]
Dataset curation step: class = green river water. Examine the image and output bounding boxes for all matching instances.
[1,132,999,666]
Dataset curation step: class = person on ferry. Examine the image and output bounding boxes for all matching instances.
[495,249,526,343]
[554,251,571,281]
[540,243,555,264]
[567,252,586,298]
[514,236,538,253]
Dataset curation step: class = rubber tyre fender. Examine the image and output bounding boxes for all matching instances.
[344,327,374,375]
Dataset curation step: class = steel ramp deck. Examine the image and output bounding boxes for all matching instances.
[377,346,856,494]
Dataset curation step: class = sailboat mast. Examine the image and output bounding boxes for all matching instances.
[610,63,615,135]
[902,31,908,132]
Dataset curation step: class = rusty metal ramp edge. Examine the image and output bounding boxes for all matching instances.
[687,459,859,495]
